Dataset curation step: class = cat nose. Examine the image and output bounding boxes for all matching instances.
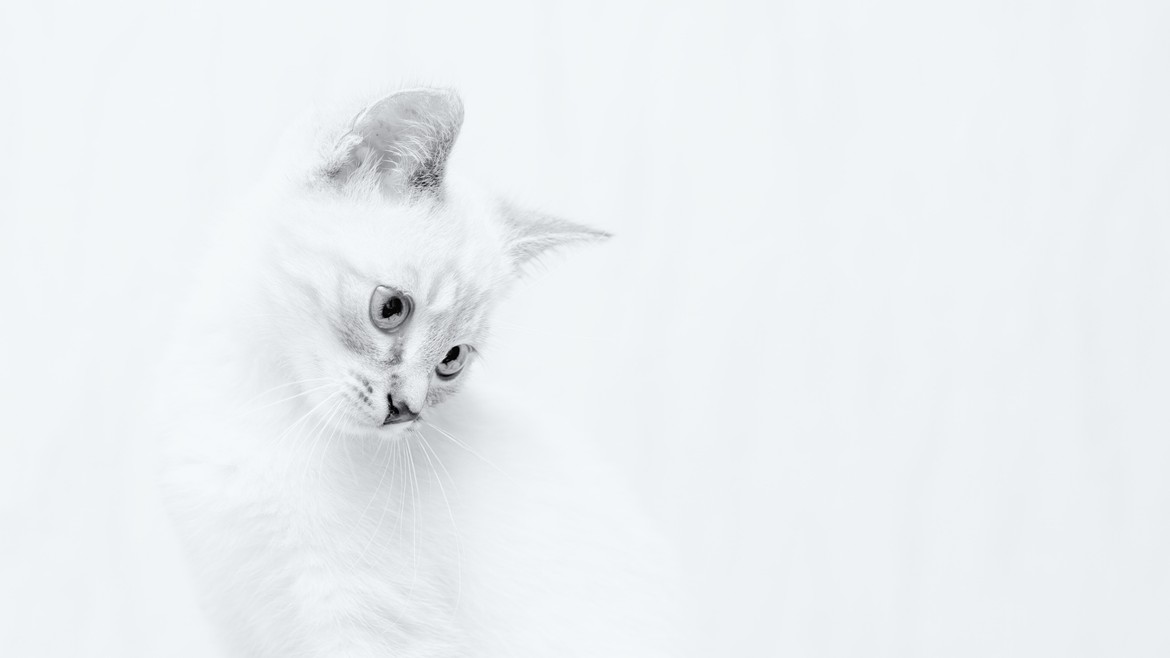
[383,393,419,425]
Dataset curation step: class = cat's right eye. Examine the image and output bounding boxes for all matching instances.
[369,286,412,332]
[436,344,470,379]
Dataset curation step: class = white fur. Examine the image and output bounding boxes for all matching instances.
[157,89,680,657]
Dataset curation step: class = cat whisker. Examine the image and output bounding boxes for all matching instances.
[274,390,341,445]
[422,420,512,482]
[390,435,423,622]
[320,400,355,482]
[407,436,421,573]
[239,376,337,406]
[353,438,402,568]
[418,435,462,616]
[301,397,346,483]
[351,435,391,544]
[388,438,410,552]
[240,380,339,415]
[337,414,358,481]
[272,391,342,493]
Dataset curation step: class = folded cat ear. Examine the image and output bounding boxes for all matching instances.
[498,200,611,270]
[322,88,464,197]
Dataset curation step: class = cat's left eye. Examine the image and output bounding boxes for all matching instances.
[436,345,471,379]
[369,286,412,332]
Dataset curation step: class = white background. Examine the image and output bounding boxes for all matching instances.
[2,1,1169,656]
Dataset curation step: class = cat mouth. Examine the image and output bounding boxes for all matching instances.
[381,413,418,426]
[377,416,418,438]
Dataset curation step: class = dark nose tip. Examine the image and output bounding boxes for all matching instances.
[383,393,419,425]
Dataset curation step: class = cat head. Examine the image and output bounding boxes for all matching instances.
[258,88,606,440]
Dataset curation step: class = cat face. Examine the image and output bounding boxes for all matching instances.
[260,89,606,441]
[267,194,505,440]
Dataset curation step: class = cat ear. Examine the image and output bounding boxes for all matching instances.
[498,200,611,270]
[322,88,464,196]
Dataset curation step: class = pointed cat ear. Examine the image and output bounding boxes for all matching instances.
[498,200,611,270]
[322,88,464,196]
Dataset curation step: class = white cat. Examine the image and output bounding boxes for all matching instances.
[158,88,680,657]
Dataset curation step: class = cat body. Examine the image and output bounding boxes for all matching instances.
[159,89,677,657]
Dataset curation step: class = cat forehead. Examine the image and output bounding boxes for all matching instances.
[330,232,498,318]
[420,272,461,311]
[283,195,502,268]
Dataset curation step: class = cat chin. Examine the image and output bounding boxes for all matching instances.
[331,424,416,444]
[369,420,419,442]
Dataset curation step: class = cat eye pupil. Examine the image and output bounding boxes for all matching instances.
[382,297,403,318]
[442,346,460,363]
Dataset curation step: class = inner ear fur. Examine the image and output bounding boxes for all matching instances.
[323,88,464,197]
[498,199,611,270]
